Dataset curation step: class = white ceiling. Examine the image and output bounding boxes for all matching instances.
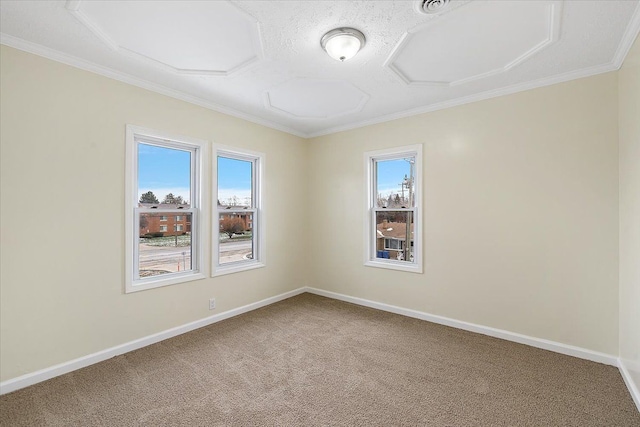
[1,0,639,138]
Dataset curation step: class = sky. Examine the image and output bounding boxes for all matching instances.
[217,156,252,205]
[138,145,254,206]
[138,143,408,206]
[377,158,413,196]
[138,143,191,203]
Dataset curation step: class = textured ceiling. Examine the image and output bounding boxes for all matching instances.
[1,0,639,138]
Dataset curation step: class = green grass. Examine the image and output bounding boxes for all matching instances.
[140,235,191,247]
[139,232,252,246]
[219,232,253,242]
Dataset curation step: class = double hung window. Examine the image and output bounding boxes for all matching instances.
[213,147,264,275]
[125,125,206,292]
[365,145,422,273]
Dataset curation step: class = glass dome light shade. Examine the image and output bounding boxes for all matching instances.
[321,28,366,62]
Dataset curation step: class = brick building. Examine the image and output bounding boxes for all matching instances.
[139,203,191,237]
[218,212,253,232]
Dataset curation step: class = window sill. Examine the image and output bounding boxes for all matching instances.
[213,261,265,277]
[126,272,205,293]
[364,259,423,274]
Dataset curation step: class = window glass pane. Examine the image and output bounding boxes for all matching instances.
[375,211,414,262]
[218,213,254,265]
[218,156,252,208]
[138,143,191,206]
[375,157,415,208]
[139,212,193,277]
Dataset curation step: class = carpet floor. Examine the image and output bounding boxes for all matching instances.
[1,293,639,426]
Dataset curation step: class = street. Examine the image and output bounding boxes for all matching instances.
[138,239,252,275]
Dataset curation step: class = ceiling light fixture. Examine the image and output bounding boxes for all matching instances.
[321,28,366,62]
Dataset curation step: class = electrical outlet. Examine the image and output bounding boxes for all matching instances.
[209,298,216,310]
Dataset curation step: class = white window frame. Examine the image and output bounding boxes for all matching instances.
[159,225,168,232]
[364,144,423,273]
[213,145,265,276]
[125,125,208,293]
[176,224,184,232]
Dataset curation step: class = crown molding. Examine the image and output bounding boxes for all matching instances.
[612,1,640,69]
[2,0,639,141]
[0,33,307,138]
[306,61,618,139]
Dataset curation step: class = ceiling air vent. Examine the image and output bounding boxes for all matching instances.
[417,0,451,15]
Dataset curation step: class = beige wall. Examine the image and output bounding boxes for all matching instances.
[308,73,620,355]
[619,35,640,391]
[0,46,308,381]
[0,41,629,384]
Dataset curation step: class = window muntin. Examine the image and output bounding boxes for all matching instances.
[213,147,264,276]
[366,145,422,273]
[126,125,206,292]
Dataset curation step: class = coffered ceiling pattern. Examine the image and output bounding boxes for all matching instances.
[265,79,369,119]
[1,0,639,137]
[66,0,263,76]
[385,1,563,86]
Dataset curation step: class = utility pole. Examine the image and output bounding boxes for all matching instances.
[399,176,406,206]
[404,158,415,262]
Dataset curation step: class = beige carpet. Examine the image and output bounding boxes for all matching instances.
[1,293,638,426]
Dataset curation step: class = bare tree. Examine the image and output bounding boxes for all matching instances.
[139,214,149,231]
[219,216,245,239]
[162,193,184,204]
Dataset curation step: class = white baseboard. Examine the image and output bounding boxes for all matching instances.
[304,287,619,367]
[309,287,640,413]
[1,285,631,409]
[619,359,640,412]
[0,287,307,395]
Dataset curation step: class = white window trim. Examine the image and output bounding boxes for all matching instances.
[125,125,208,293]
[364,144,423,273]
[212,145,265,277]
[159,225,168,232]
